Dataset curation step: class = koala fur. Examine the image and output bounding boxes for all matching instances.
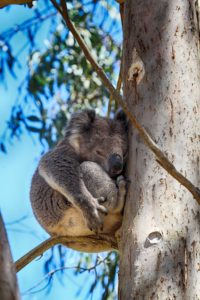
[30,109,128,252]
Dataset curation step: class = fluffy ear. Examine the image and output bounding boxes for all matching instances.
[80,109,96,131]
[65,109,96,153]
[65,109,96,136]
[114,108,127,123]
[84,109,96,124]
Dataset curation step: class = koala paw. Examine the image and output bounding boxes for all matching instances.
[115,226,122,241]
[82,197,108,233]
[114,175,127,213]
[116,175,126,190]
[97,196,107,204]
[104,189,118,212]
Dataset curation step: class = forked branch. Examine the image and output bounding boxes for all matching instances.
[50,0,200,204]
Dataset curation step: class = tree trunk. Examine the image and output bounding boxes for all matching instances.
[119,0,200,299]
[0,213,20,300]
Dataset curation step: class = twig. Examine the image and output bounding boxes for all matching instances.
[50,0,200,204]
[23,257,108,295]
[116,0,125,4]
[107,52,123,117]
[0,0,33,8]
[15,234,118,272]
[118,0,125,28]
[0,9,56,41]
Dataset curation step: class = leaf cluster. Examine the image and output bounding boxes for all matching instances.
[42,246,118,300]
[0,0,121,151]
[1,1,122,299]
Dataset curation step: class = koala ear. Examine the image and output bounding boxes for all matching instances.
[84,109,96,123]
[114,109,128,130]
[81,109,96,131]
[114,109,127,122]
[66,109,96,136]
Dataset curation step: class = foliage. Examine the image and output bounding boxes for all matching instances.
[0,0,122,150]
[0,0,122,299]
[39,247,119,299]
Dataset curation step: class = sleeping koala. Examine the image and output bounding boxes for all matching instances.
[30,109,128,252]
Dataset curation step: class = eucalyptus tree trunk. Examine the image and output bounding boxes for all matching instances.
[0,213,20,300]
[119,0,200,299]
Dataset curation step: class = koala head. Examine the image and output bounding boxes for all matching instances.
[65,109,128,177]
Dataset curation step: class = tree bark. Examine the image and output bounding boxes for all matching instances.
[0,213,20,300]
[119,1,200,299]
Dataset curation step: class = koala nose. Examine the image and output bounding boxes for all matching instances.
[108,154,123,177]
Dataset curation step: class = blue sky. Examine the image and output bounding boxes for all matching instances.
[0,3,115,299]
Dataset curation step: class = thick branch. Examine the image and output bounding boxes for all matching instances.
[15,234,118,272]
[0,0,33,8]
[0,213,20,299]
[50,0,200,204]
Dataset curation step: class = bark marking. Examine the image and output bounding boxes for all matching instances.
[128,48,145,84]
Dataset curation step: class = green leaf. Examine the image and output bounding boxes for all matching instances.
[25,125,42,133]
[27,115,41,122]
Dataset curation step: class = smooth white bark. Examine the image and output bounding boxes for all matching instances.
[119,1,200,299]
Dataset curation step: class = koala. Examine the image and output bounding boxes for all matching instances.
[30,109,128,252]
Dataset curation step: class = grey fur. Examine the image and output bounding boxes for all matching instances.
[80,162,126,213]
[30,109,128,239]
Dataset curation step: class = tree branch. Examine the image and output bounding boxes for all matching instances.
[50,0,200,204]
[116,0,125,3]
[0,0,33,8]
[15,234,118,272]
[24,257,109,295]
[0,213,20,299]
[107,50,123,117]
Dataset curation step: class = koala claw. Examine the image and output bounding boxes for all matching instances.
[87,217,103,233]
[83,198,108,233]
[97,196,106,204]
[96,202,108,215]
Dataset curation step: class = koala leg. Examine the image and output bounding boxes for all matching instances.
[38,151,108,233]
[104,176,126,214]
[104,189,118,212]
[114,175,126,213]
[80,162,126,214]
[113,177,127,241]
